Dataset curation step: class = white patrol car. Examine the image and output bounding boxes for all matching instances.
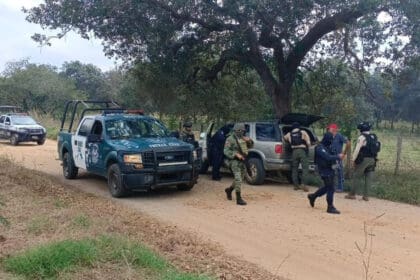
[0,113,47,145]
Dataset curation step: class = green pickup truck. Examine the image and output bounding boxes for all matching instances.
[57,101,200,197]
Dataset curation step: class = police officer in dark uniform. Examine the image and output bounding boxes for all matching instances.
[210,128,227,181]
[307,132,344,214]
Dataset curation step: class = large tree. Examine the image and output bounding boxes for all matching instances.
[25,0,419,117]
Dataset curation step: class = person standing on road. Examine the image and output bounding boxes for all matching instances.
[180,121,195,145]
[283,122,311,192]
[308,132,344,214]
[211,128,227,181]
[345,122,380,201]
[224,123,253,206]
[327,123,351,192]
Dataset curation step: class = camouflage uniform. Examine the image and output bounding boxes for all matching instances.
[224,124,253,205]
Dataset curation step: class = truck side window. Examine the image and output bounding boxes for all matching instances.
[0,116,4,124]
[78,118,94,137]
[91,121,103,136]
[256,123,277,141]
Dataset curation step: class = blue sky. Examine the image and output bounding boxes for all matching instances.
[0,0,117,72]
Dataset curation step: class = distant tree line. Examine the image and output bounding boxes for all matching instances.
[0,57,418,134]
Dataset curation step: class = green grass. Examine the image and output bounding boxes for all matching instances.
[2,236,213,280]
[71,214,91,229]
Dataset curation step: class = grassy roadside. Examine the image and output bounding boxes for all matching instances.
[0,157,278,280]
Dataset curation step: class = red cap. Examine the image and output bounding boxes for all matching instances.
[327,123,339,130]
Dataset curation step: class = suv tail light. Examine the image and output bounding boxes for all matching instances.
[275,144,283,154]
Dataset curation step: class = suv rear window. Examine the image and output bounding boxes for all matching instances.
[256,123,278,141]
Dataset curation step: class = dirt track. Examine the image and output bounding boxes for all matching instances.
[1,139,420,280]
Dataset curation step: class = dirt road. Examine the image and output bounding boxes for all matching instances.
[1,139,420,280]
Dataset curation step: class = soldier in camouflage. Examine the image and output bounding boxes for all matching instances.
[224,123,254,206]
[180,121,195,145]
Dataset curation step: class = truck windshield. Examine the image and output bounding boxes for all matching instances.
[105,117,169,139]
[11,116,37,125]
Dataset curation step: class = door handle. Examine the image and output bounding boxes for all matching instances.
[74,140,77,145]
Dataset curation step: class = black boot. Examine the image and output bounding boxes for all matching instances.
[307,194,316,208]
[327,206,340,214]
[236,192,247,206]
[225,187,233,200]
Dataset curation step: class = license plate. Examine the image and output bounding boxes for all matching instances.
[32,136,39,140]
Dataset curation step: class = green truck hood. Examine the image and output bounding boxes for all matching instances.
[108,137,192,152]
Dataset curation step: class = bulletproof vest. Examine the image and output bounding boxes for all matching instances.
[360,133,381,158]
[291,130,305,146]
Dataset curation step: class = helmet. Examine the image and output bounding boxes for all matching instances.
[321,132,334,147]
[183,121,192,128]
[357,122,371,132]
[233,123,245,131]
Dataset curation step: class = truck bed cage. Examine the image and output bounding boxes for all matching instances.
[60,100,123,132]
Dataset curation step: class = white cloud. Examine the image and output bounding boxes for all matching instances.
[0,0,118,72]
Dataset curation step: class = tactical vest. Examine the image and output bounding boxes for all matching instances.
[238,139,249,156]
[291,130,305,146]
[360,133,381,158]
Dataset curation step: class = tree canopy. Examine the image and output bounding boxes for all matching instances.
[25,0,419,117]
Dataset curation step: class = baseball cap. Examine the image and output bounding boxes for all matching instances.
[327,123,339,130]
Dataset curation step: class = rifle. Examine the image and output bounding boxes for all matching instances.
[234,136,253,177]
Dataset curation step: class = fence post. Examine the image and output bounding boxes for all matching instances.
[394,135,403,175]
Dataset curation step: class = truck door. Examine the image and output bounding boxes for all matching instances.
[86,120,106,175]
[0,116,5,138]
[72,118,94,170]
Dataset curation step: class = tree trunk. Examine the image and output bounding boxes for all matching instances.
[271,87,291,118]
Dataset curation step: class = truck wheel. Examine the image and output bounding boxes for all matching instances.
[107,164,128,198]
[199,159,209,174]
[177,183,194,191]
[37,138,46,145]
[10,134,19,146]
[245,158,266,185]
[63,152,78,179]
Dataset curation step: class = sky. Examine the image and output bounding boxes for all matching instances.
[0,0,117,73]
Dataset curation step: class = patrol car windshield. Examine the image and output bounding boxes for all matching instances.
[11,116,37,125]
[105,117,170,139]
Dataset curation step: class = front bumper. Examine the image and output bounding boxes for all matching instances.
[15,131,46,142]
[121,163,200,190]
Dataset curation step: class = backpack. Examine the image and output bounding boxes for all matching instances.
[362,133,381,158]
[290,130,304,146]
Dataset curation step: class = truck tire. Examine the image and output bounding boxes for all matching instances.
[245,158,266,185]
[199,159,209,174]
[107,163,128,198]
[63,152,78,179]
[10,134,19,146]
[177,183,194,191]
[37,138,46,145]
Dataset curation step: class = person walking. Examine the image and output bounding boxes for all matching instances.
[327,123,351,192]
[345,122,380,201]
[180,121,195,145]
[307,132,344,214]
[283,122,311,191]
[224,123,253,206]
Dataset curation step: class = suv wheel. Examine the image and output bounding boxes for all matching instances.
[63,152,78,179]
[245,158,265,185]
[37,138,46,145]
[177,183,194,191]
[10,134,19,146]
[107,163,128,198]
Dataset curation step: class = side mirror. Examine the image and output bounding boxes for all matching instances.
[170,131,180,138]
[87,134,102,143]
[199,132,206,140]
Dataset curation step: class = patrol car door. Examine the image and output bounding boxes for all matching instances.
[72,118,94,170]
[0,116,5,138]
[86,120,106,175]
